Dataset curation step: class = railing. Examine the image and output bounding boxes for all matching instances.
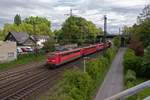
[144,96,150,100]
[105,80,150,100]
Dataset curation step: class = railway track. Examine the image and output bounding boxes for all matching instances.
[0,64,72,100]
[0,50,104,100]
[0,64,45,81]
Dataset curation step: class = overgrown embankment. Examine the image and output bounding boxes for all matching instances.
[123,48,150,100]
[46,47,117,100]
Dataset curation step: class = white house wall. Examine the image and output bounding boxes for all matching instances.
[0,41,17,63]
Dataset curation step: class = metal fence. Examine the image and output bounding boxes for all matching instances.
[105,80,150,100]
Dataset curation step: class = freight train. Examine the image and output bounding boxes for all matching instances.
[46,41,111,68]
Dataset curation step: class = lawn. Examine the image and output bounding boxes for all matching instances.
[0,53,46,70]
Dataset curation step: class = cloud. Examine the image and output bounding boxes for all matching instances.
[0,0,149,34]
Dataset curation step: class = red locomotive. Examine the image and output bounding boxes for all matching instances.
[46,41,111,68]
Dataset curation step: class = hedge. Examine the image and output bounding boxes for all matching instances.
[123,48,150,100]
[123,48,150,78]
[125,69,136,83]
[123,49,141,73]
[113,36,121,48]
[62,70,93,100]
[103,48,116,62]
[48,47,117,100]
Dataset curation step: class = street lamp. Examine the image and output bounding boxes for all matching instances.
[83,57,90,73]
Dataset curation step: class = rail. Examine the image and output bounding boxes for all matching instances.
[105,80,150,100]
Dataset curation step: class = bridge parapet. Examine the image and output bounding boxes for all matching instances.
[105,80,150,100]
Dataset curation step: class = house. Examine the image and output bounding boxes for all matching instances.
[0,41,17,63]
[31,35,50,48]
[4,32,35,46]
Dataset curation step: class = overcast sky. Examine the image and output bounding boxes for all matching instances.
[0,0,150,34]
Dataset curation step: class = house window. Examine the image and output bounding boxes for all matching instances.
[8,52,14,57]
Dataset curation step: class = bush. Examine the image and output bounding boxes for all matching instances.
[49,94,74,100]
[62,70,93,100]
[141,45,150,78]
[123,49,142,75]
[86,58,109,88]
[125,70,136,83]
[99,57,109,68]
[123,48,150,78]
[43,39,55,52]
[104,48,116,62]
[129,36,144,56]
[86,59,100,82]
[113,36,121,48]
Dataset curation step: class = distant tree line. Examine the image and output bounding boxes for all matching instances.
[0,14,102,46]
[0,14,52,41]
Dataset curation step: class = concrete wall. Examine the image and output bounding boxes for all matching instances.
[0,41,17,63]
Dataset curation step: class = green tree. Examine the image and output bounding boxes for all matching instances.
[137,5,150,23]
[3,23,20,33]
[53,29,64,43]
[141,45,150,77]
[42,39,55,52]
[142,45,150,66]
[131,20,150,47]
[14,14,21,26]
[24,16,52,35]
[2,23,33,35]
[62,16,101,45]
[130,5,150,47]
[19,23,33,35]
[2,16,52,36]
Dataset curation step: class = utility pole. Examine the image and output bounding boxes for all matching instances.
[32,19,38,55]
[70,9,73,16]
[64,8,73,43]
[65,8,73,17]
[103,15,107,43]
[83,57,90,73]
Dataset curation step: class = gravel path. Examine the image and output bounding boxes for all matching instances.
[95,48,126,100]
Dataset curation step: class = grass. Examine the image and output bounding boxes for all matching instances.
[0,53,45,70]
[126,78,150,100]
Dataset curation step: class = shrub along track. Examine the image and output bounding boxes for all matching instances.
[0,51,103,100]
